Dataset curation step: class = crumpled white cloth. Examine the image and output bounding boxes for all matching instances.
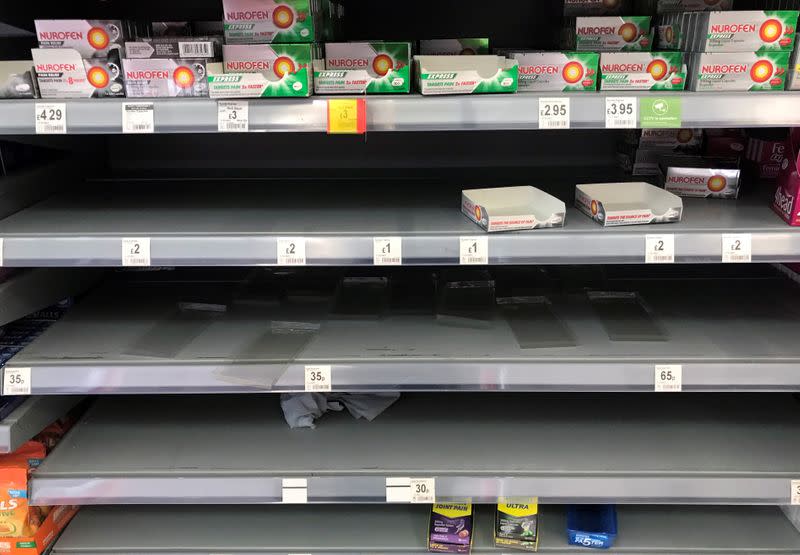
[280,392,400,429]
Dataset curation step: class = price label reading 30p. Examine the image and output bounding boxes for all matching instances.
[35,103,66,134]
[218,101,249,133]
[410,478,436,503]
[645,234,675,264]
[304,365,331,392]
[721,234,752,263]
[605,97,638,129]
[277,238,307,266]
[539,98,570,129]
[655,364,682,392]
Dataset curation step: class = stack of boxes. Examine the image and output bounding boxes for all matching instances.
[618,128,703,175]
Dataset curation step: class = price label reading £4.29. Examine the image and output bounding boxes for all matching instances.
[605,97,638,129]
[35,103,66,134]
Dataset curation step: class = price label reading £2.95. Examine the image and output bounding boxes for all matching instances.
[605,97,638,129]
[538,97,570,129]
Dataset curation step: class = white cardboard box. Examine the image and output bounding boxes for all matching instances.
[462,186,566,232]
[575,182,683,226]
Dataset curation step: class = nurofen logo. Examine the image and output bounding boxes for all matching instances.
[667,175,705,184]
[225,10,270,20]
[372,54,394,76]
[126,69,170,80]
[327,58,369,68]
[562,61,584,83]
[578,26,617,35]
[87,27,110,50]
[38,31,83,41]
[35,63,79,72]
[701,63,748,73]
[707,175,727,192]
[226,60,271,71]
[759,19,783,42]
[86,66,110,88]
[750,59,774,82]
[173,66,195,88]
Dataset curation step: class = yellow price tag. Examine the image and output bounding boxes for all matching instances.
[327,99,366,134]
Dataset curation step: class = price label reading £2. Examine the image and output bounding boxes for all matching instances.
[645,234,675,264]
[538,98,570,129]
[277,238,307,266]
[605,97,638,129]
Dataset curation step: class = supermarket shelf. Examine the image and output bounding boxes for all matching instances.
[11,271,800,394]
[3,93,800,133]
[0,396,83,453]
[30,393,800,505]
[52,505,800,554]
[0,186,799,266]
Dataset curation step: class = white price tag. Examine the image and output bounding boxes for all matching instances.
[121,238,151,267]
[373,237,402,265]
[386,477,412,503]
[605,97,638,128]
[122,102,154,134]
[721,234,752,263]
[460,236,488,265]
[645,234,675,264]
[282,478,308,503]
[792,480,800,505]
[0,238,4,267]
[304,365,331,392]
[218,101,249,133]
[35,103,66,134]
[410,478,436,503]
[538,97,570,129]
[277,238,307,266]
[655,364,682,392]
[3,367,31,396]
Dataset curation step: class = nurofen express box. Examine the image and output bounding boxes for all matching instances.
[494,500,540,552]
[415,55,518,95]
[695,10,798,52]
[575,182,683,226]
[600,51,686,89]
[122,58,208,97]
[209,44,312,97]
[0,62,37,99]
[125,37,223,60]
[419,39,490,55]
[505,51,598,91]
[429,503,473,554]
[462,186,566,232]
[659,155,741,198]
[35,20,125,58]
[32,48,125,98]
[222,0,316,43]
[688,51,790,91]
[314,42,411,94]
[576,16,652,51]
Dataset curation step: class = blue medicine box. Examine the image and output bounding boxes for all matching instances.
[566,505,617,549]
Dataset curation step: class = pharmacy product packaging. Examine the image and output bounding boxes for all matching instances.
[685,10,797,52]
[494,500,540,552]
[122,58,208,97]
[688,51,789,91]
[599,51,686,89]
[222,0,340,43]
[786,41,800,89]
[428,503,474,554]
[124,37,223,60]
[772,127,800,225]
[462,186,566,232]
[745,128,788,179]
[504,51,598,91]
[567,505,618,550]
[0,505,78,555]
[35,20,126,58]
[575,16,652,51]
[0,62,38,99]
[210,44,312,97]
[415,55,518,95]
[419,39,490,55]
[564,0,629,16]
[659,155,741,198]
[33,48,125,98]
[636,128,704,148]
[314,42,411,94]
[575,182,683,226]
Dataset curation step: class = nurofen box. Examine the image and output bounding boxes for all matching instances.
[688,51,790,91]
[122,58,208,97]
[222,0,315,43]
[575,182,683,226]
[315,42,410,94]
[0,62,38,99]
[35,20,125,58]
[637,128,703,149]
[33,48,125,98]
[415,55,519,95]
[419,39,490,55]
[506,51,598,91]
[659,155,741,198]
[462,186,566,232]
[209,44,312,97]
[429,504,473,554]
[125,37,223,60]
[494,500,540,552]
[600,51,686,89]
[576,16,652,51]
[698,11,798,52]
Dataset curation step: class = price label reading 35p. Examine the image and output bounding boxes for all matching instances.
[218,101,249,133]
[410,478,436,503]
[721,234,751,263]
[539,98,570,129]
[304,365,331,392]
[605,97,638,129]
[792,480,800,505]
[645,234,675,264]
[35,103,66,134]
[460,236,488,265]
[373,237,402,265]
[122,238,151,267]
[3,367,31,396]
[277,238,307,266]
[655,364,682,392]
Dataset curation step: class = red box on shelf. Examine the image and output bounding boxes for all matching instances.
[772,128,800,225]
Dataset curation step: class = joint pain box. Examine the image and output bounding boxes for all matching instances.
[415,55,518,95]
[314,42,410,94]
[564,0,627,16]
[33,48,125,98]
[0,62,38,99]
[688,51,789,91]
[462,186,566,231]
[494,500,540,552]
[600,51,686,89]
[773,128,800,225]
[504,51,598,91]
[122,58,208,97]
[209,44,312,97]
[222,0,316,43]
[419,39,489,55]
[695,11,798,52]
[576,182,683,226]
[429,504,473,554]
[125,37,222,60]
[576,16,652,51]
[35,20,125,58]
[659,155,741,198]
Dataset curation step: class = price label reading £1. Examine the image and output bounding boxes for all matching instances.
[373,237,402,265]
[538,98,570,129]
[460,236,488,265]
[605,97,638,129]
[35,103,66,134]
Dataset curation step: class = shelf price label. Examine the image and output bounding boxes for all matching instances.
[327,99,366,134]
[0,238,4,267]
[3,367,31,396]
[460,236,488,265]
[122,238,151,267]
[385,477,435,503]
[122,102,154,134]
[645,234,675,264]
[373,237,402,266]
[277,238,307,266]
[218,101,249,133]
[304,365,331,392]
[605,97,638,129]
[792,480,800,505]
[35,103,66,134]
[721,234,752,263]
[654,364,682,392]
[282,478,308,503]
[538,97,570,129]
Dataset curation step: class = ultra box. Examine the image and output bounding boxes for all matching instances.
[575,182,683,226]
[462,186,566,231]
[494,501,540,552]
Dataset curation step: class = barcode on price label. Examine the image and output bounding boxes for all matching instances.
[304,365,331,392]
[460,236,488,265]
[654,364,682,392]
[645,234,675,264]
[218,101,249,133]
[539,97,570,129]
[721,234,751,263]
[373,237,402,265]
[277,238,307,266]
[122,103,154,134]
[179,41,215,58]
[3,367,31,396]
[605,97,638,129]
[35,103,66,134]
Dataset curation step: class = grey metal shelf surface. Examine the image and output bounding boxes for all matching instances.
[2,92,800,133]
[0,396,83,453]
[30,393,800,505]
[52,505,800,554]
[0,186,799,266]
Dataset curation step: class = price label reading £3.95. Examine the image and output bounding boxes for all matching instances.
[605,97,638,129]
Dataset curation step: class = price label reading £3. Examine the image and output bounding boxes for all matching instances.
[605,97,638,129]
[218,101,249,133]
